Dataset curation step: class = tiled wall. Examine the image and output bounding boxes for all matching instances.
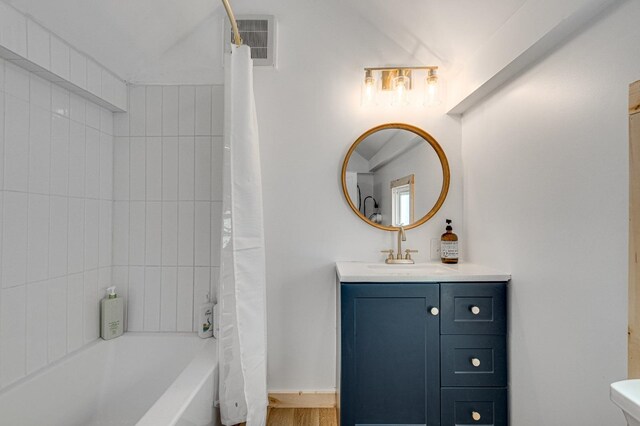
[112,85,223,332]
[0,58,114,389]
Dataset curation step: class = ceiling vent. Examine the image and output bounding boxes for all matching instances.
[225,15,276,67]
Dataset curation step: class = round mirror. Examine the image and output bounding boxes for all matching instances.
[341,123,450,231]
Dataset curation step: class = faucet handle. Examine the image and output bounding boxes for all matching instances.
[381,249,394,260]
[405,249,418,260]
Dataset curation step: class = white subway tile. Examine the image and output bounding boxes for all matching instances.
[100,108,113,135]
[210,267,220,304]
[0,2,27,57]
[99,132,113,200]
[160,267,177,331]
[48,276,67,362]
[112,201,129,266]
[145,137,162,200]
[27,20,50,69]
[0,286,26,386]
[2,192,29,288]
[161,202,178,265]
[0,193,3,288]
[212,85,224,136]
[69,48,87,90]
[195,86,212,135]
[69,93,86,124]
[50,116,69,197]
[84,128,100,198]
[5,63,29,101]
[146,86,162,137]
[129,201,146,265]
[127,266,145,331]
[114,112,129,137]
[86,59,102,97]
[162,86,179,136]
[67,198,84,274]
[112,266,128,329]
[83,269,99,342]
[68,121,86,197]
[86,102,100,130]
[0,92,4,190]
[211,202,222,267]
[50,36,70,81]
[30,74,51,109]
[143,267,161,331]
[26,194,49,282]
[195,202,210,266]
[176,267,194,332]
[26,280,48,374]
[178,202,194,266]
[129,137,146,201]
[28,105,51,194]
[162,137,178,200]
[211,137,223,201]
[101,70,115,106]
[113,137,130,200]
[51,85,70,117]
[4,95,29,191]
[49,196,68,278]
[193,267,210,330]
[129,86,146,137]
[115,81,128,112]
[178,86,195,136]
[195,137,211,200]
[145,201,161,265]
[178,137,195,200]
[66,273,84,352]
[99,200,112,268]
[84,199,99,270]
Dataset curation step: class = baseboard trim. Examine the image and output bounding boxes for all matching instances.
[268,391,337,408]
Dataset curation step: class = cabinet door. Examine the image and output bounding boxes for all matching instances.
[341,283,440,426]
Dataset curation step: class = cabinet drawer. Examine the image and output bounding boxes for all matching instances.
[441,335,507,387]
[441,388,508,426]
[441,283,506,335]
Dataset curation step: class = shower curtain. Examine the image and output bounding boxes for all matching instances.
[218,44,268,426]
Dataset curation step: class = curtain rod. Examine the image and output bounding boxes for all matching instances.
[221,0,242,46]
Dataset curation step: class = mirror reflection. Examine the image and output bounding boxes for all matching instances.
[343,126,447,229]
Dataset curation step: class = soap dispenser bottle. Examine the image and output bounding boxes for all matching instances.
[441,219,459,264]
[198,294,214,339]
[101,287,124,340]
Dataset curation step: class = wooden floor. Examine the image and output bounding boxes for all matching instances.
[238,407,338,426]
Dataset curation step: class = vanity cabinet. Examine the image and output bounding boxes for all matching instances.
[339,281,508,426]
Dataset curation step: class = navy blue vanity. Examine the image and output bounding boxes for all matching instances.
[336,263,510,426]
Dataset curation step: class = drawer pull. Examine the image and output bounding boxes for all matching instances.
[470,305,481,315]
[471,357,481,367]
[430,307,439,316]
[472,411,481,421]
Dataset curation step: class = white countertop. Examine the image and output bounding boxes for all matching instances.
[336,261,511,283]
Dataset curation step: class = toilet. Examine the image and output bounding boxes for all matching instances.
[611,380,640,425]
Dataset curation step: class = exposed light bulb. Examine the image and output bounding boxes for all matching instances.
[361,70,377,106]
[392,74,411,106]
[424,69,441,107]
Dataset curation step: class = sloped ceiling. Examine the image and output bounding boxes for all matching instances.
[5,0,526,83]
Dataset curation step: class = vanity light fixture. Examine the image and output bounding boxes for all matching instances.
[362,66,440,107]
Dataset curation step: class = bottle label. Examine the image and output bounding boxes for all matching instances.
[441,241,458,259]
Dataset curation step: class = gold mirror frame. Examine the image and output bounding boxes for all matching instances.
[341,123,450,231]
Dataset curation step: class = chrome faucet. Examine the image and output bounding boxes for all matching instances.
[381,226,418,264]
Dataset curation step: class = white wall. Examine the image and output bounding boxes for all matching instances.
[0,59,114,390]
[112,85,223,333]
[461,2,637,424]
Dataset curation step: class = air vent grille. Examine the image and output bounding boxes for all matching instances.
[225,15,276,67]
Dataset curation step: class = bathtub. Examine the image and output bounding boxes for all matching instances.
[0,333,219,426]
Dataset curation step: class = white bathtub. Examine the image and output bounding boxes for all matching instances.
[0,333,219,426]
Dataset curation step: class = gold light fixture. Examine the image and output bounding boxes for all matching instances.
[362,66,439,107]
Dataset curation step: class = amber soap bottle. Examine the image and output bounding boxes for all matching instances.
[441,219,459,264]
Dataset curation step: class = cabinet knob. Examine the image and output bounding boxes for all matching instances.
[472,411,481,421]
[470,305,481,315]
[430,307,439,316]
[471,357,481,367]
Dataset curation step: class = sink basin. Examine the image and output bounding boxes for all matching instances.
[611,380,640,425]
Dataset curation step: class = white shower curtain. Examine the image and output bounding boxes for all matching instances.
[218,44,268,426]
